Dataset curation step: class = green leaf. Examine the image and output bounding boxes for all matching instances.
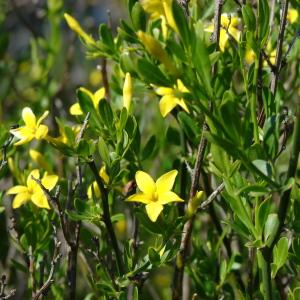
[76,140,90,158]
[99,24,115,52]
[258,0,270,47]
[98,137,111,166]
[255,197,272,235]
[177,111,200,145]
[166,126,181,145]
[141,135,156,161]
[252,160,273,178]
[193,36,212,97]
[131,2,146,31]
[172,0,190,47]
[98,100,114,128]
[0,206,5,213]
[148,247,161,266]
[264,213,279,247]
[137,58,170,86]
[271,237,289,278]
[222,191,257,238]
[242,4,256,32]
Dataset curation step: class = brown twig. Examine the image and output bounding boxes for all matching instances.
[0,275,16,300]
[270,0,289,95]
[88,160,125,275]
[33,224,61,300]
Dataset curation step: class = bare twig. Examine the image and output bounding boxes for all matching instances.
[0,129,15,171]
[172,1,223,298]
[197,182,224,211]
[33,224,61,300]
[270,0,289,95]
[0,275,16,300]
[88,160,125,275]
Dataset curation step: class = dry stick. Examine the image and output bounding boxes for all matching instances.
[33,225,61,300]
[172,1,223,299]
[88,160,125,275]
[270,0,289,95]
[67,113,91,300]
[0,275,16,300]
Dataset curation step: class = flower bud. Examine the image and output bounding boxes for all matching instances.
[123,73,133,111]
[187,190,204,218]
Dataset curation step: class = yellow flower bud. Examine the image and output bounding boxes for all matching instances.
[287,8,298,24]
[187,190,204,218]
[162,0,178,33]
[123,73,133,111]
[64,13,95,45]
[137,31,176,73]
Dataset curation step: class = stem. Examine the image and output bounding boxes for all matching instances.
[270,0,289,95]
[251,57,260,144]
[257,249,272,300]
[88,160,124,275]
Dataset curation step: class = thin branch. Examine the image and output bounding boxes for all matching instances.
[0,275,16,300]
[198,182,224,211]
[0,130,15,171]
[88,160,125,275]
[33,224,61,300]
[270,0,289,95]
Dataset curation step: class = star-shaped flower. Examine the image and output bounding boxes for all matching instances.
[70,87,105,116]
[6,169,58,209]
[10,107,49,146]
[126,170,184,222]
[205,13,241,52]
[155,79,190,117]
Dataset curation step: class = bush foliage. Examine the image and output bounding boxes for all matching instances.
[1,0,300,299]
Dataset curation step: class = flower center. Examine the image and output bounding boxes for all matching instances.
[152,191,159,202]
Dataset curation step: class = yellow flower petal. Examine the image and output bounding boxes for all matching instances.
[36,111,49,126]
[177,79,189,93]
[100,166,109,184]
[228,26,240,42]
[6,185,28,195]
[41,174,58,190]
[245,49,256,65]
[162,0,178,33]
[35,125,48,140]
[27,169,40,191]
[123,73,133,111]
[204,24,214,33]
[176,98,189,114]
[70,103,83,116]
[287,8,298,24]
[87,181,101,199]
[156,170,178,194]
[219,29,228,52]
[135,171,156,194]
[156,87,173,96]
[145,202,163,222]
[22,107,36,128]
[10,127,34,141]
[159,95,178,117]
[12,192,31,208]
[31,192,50,209]
[126,193,151,204]
[29,149,52,172]
[94,87,106,107]
[158,191,184,204]
[64,13,95,45]
[141,0,164,20]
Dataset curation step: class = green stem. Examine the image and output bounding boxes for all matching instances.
[251,57,260,144]
[257,249,272,300]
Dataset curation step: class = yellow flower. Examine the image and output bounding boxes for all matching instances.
[140,0,178,33]
[205,13,241,52]
[70,87,105,116]
[10,107,49,146]
[87,166,109,199]
[245,49,256,65]
[6,169,58,209]
[126,170,184,222]
[123,73,133,111]
[64,13,96,45]
[287,8,298,24]
[29,149,52,173]
[155,79,190,117]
